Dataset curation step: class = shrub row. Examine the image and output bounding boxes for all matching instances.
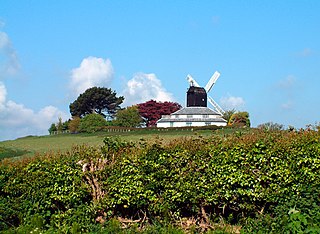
[1,130,319,233]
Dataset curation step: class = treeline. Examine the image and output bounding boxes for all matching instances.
[49,87,183,134]
[1,129,319,233]
[49,86,251,134]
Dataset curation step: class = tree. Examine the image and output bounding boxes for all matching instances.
[257,122,284,131]
[222,109,236,123]
[228,111,250,127]
[137,100,182,127]
[68,116,81,133]
[113,106,143,127]
[48,123,57,134]
[56,117,64,132]
[69,87,124,119]
[78,113,107,133]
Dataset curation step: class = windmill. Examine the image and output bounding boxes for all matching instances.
[186,71,225,115]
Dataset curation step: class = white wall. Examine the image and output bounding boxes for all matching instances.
[157,121,226,128]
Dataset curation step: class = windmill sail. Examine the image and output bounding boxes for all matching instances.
[205,71,220,92]
[208,96,225,115]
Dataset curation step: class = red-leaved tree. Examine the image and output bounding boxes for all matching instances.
[137,100,182,127]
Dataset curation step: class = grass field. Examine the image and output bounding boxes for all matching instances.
[0,128,243,160]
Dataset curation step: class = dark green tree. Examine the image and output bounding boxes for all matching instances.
[113,105,143,127]
[48,123,57,134]
[69,87,124,119]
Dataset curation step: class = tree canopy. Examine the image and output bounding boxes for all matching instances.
[228,111,251,127]
[113,106,143,128]
[78,113,108,133]
[69,87,124,119]
[222,109,236,123]
[137,100,182,127]
[258,122,284,131]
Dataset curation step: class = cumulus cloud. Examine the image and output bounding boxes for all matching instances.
[220,95,245,110]
[0,83,68,141]
[122,73,174,106]
[0,29,68,141]
[0,31,20,75]
[69,56,114,97]
[0,81,6,106]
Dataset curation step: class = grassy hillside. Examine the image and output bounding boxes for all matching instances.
[0,128,241,160]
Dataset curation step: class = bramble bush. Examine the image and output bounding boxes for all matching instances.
[0,129,319,233]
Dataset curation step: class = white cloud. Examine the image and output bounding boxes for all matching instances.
[0,30,68,141]
[220,95,245,110]
[0,82,68,141]
[122,73,174,106]
[69,56,114,97]
[0,81,6,106]
[0,31,20,75]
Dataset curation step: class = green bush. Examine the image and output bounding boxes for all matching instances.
[1,130,320,233]
[78,113,108,133]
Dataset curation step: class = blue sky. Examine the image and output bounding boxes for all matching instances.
[0,1,319,140]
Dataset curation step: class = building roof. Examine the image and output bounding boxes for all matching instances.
[157,107,227,124]
[172,107,220,115]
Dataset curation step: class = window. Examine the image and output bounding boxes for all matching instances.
[175,115,179,118]
[205,122,211,126]
[186,122,192,127]
[187,115,193,118]
[170,122,174,127]
[203,114,209,118]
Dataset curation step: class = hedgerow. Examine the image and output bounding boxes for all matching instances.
[0,130,319,233]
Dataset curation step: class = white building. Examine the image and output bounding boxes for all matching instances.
[157,107,227,127]
[157,85,227,128]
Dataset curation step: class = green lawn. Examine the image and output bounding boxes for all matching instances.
[0,127,247,160]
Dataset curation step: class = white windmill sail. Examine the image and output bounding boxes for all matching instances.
[205,71,220,92]
[208,96,225,115]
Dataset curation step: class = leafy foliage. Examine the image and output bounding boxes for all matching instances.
[257,121,284,131]
[48,118,69,134]
[137,99,182,127]
[222,109,236,123]
[48,123,57,134]
[1,129,320,233]
[228,111,250,127]
[113,105,143,127]
[78,113,107,133]
[69,87,124,119]
[68,116,81,133]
